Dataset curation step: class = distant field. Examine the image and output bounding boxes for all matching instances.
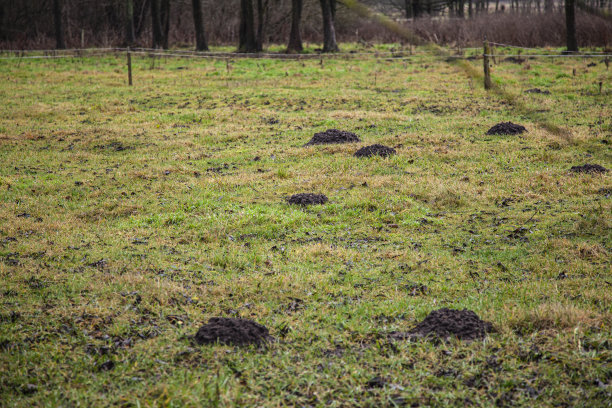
[0,45,610,407]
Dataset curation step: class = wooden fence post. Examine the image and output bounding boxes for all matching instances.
[127,47,133,86]
[483,38,492,90]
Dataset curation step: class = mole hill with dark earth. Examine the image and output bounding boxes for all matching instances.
[486,122,527,135]
[354,144,397,158]
[390,308,494,341]
[194,318,272,347]
[287,193,329,206]
[569,163,609,174]
[304,129,361,145]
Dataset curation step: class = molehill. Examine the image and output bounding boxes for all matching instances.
[194,317,272,346]
[287,193,328,206]
[390,308,494,341]
[354,144,397,158]
[486,122,527,135]
[304,129,361,145]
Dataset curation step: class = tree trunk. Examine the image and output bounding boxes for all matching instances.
[287,0,303,53]
[126,0,135,45]
[53,0,65,49]
[416,0,424,18]
[256,0,265,52]
[544,0,553,12]
[135,0,150,39]
[239,0,257,53]
[319,0,338,52]
[160,0,170,49]
[150,0,163,48]
[191,0,208,51]
[404,0,412,17]
[565,0,578,51]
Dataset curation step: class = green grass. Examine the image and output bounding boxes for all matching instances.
[0,45,611,407]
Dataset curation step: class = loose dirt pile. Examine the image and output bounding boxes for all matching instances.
[354,144,396,158]
[486,122,527,135]
[391,308,493,341]
[194,317,272,346]
[305,129,361,145]
[504,57,525,64]
[569,164,609,174]
[525,88,550,95]
[287,193,328,206]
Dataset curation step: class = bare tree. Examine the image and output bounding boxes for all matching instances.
[544,0,553,12]
[53,0,65,49]
[126,0,135,45]
[150,0,163,48]
[239,0,258,52]
[320,0,338,52]
[191,0,208,51]
[161,0,170,49]
[565,0,578,51]
[287,0,304,52]
[256,0,266,52]
[403,0,412,17]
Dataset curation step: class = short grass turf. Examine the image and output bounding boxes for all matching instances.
[0,45,611,407]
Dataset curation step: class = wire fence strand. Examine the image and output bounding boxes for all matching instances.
[0,45,609,62]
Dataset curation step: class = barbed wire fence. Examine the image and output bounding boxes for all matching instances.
[1,45,610,88]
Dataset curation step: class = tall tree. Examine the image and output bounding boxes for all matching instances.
[53,0,65,49]
[319,0,338,52]
[126,0,135,45]
[404,0,412,18]
[191,0,208,51]
[135,0,151,39]
[161,0,170,49]
[565,0,578,51]
[239,0,257,52]
[544,0,553,12]
[150,0,163,48]
[256,0,266,52]
[287,0,303,52]
[414,0,424,18]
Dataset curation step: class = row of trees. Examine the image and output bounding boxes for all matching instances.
[7,0,609,51]
[50,0,340,53]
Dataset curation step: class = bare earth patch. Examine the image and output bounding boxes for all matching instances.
[390,308,494,341]
[194,317,272,346]
[354,144,396,158]
[569,163,608,174]
[287,193,328,206]
[486,122,527,135]
[304,129,361,145]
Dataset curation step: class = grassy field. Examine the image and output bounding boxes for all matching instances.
[0,45,610,407]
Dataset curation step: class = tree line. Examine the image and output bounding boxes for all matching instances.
[48,0,340,52]
[2,0,610,51]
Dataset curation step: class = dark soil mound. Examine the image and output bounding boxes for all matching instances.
[525,88,550,95]
[391,308,493,341]
[287,193,328,206]
[305,129,361,146]
[504,57,525,64]
[570,164,608,174]
[194,317,272,346]
[354,144,397,158]
[486,122,527,135]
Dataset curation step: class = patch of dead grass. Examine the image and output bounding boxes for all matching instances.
[509,303,611,335]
